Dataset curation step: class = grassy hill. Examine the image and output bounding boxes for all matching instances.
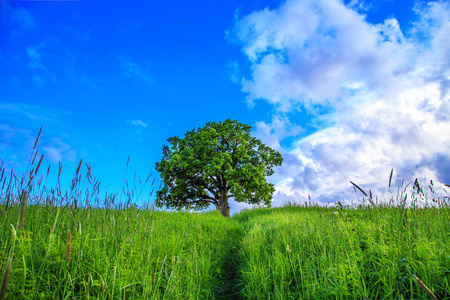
[1,196,449,299]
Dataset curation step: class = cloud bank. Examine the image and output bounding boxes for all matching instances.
[233,0,450,206]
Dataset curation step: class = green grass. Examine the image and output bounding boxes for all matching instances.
[235,205,450,299]
[0,205,244,299]
[1,139,450,299]
[2,198,450,299]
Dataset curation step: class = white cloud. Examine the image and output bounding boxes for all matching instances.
[234,0,421,110]
[234,0,450,206]
[42,138,77,164]
[0,125,78,175]
[347,0,372,12]
[229,199,255,215]
[254,114,303,150]
[227,60,241,83]
[0,102,71,123]
[131,119,148,128]
[0,124,33,168]
[25,38,59,71]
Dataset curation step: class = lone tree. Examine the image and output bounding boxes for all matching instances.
[155,119,283,217]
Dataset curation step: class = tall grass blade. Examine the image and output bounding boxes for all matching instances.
[35,154,44,175]
[58,162,62,178]
[0,258,12,300]
[33,126,43,149]
[76,159,83,175]
[23,126,43,188]
[5,194,10,212]
[18,190,27,231]
[350,181,368,197]
[0,161,4,181]
[389,168,393,188]
[67,230,72,263]
[31,149,39,165]
[413,276,438,300]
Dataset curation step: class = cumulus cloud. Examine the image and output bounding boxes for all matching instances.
[347,0,372,12]
[234,0,422,110]
[233,0,450,206]
[254,114,303,150]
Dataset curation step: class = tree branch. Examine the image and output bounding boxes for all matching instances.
[193,198,216,205]
[203,185,219,199]
[216,175,223,190]
[209,176,219,186]
[197,195,218,203]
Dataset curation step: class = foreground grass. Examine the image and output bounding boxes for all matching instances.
[0,205,242,299]
[236,205,450,299]
[1,202,450,299]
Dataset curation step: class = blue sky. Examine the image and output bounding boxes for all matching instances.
[1,0,449,213]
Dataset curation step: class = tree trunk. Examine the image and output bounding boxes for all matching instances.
[218,190,230,217]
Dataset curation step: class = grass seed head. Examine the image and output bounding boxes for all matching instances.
[35,154,44,175]
[76,159,83,175]
[33,126,42,149]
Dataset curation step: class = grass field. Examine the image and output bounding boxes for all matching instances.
[235,205,450,299]
[1,188,450,299]
[1,139,450,299]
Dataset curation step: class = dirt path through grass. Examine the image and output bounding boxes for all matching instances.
[213,220,245,299]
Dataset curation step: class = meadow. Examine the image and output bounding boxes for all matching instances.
[1,181,450,299]
[1,134,449,299]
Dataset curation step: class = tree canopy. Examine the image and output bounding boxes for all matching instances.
[155,119,283,217]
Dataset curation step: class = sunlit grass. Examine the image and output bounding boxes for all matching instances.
[0,203,243,299]
[235,204,450,299]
